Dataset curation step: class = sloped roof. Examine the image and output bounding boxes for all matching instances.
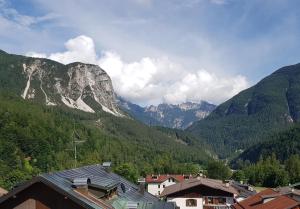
[44,164,158,202]
[232,188,300,209]
[160,177,238,197]
[230,181,256,198]
[145,175,191,183]
[0,164,173,209]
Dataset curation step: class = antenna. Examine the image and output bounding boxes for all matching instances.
[72,120,86,168]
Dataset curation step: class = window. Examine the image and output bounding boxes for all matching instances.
[205,197,226,205]
[205,197,213,204]
[158,191,160,195]
[184,175,189,180]
[163,185,166,188]
[152,175,158,179]
[168,178,171,182]
[186,199,197,207]
[158,185,160,188]
[218,197,226,204]
[172,179,175,182]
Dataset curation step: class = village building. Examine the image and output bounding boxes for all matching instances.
[146,174,194,196]
[277,182,300,202]
[229,181,256,202]
[0,164,175,209]
[232,188,300,209]
[160,177,238,209]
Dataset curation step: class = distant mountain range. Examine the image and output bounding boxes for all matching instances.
[0,50,213,188]
[2,48,300,174]
[187,63,300,158]
[118,97,216,129]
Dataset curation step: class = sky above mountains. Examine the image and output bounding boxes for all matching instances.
[1,0,300,105]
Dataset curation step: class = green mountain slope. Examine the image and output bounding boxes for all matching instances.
[187,63,300,157]
[233,125,300,165]
[0,93,212,188]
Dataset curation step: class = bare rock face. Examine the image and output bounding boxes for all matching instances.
[21,59,123,116]
[118,98,216,129]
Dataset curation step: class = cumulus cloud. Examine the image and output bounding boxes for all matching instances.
[26,35,249,106]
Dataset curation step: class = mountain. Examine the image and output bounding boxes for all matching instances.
[0,50,213,188]
[118,97,216,129]
[187,63,300,158]
[233,125,300,165]
[0,50,122,116]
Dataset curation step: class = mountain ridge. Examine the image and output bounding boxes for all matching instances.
[187,63,300,157]
[118,97,216,129]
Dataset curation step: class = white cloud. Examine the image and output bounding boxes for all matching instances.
[26,52,47,58]
[26,35,249,106]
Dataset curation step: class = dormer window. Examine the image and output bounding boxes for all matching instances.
[184,175,189,180]
[152,175,158,179]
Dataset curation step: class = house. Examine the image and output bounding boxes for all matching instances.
[232,188,300,209]
[160,177,238,209]
[276,185,300,202]
[146,174,193,196]
[0,164,175,209]
[229,181,256,202]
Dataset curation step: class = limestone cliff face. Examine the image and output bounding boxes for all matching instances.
[20,59,122,116]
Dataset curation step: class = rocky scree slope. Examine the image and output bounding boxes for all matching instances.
[0,50,122,116]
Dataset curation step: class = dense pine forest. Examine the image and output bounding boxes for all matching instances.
[0,92,212,189]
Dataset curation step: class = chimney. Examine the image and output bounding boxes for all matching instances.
[72,178,91,194]
[102,162,112,172]
[138,178,146,195]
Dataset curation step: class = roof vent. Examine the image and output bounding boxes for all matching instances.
[71,178,91,188]
[102,162,112,172]
[126,201,138,209]
[102,162,112,167]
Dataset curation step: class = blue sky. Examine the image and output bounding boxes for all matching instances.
[1,0,300,105]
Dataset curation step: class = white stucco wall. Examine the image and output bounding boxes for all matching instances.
[167,197,203,209]
[147,178,178,196]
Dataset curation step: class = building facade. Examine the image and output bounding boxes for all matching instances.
[161,177,238,209]
[146,174,193,196]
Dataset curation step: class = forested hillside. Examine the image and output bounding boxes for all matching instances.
[233,125,300,164]
[0,93,211,189]
[187,63,300,157]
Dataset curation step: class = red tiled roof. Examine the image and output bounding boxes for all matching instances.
[145,175,191,183]
[232,188,300,209]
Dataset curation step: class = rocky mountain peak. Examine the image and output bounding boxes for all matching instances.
[118,97,216,129]
[17,56,123,116]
